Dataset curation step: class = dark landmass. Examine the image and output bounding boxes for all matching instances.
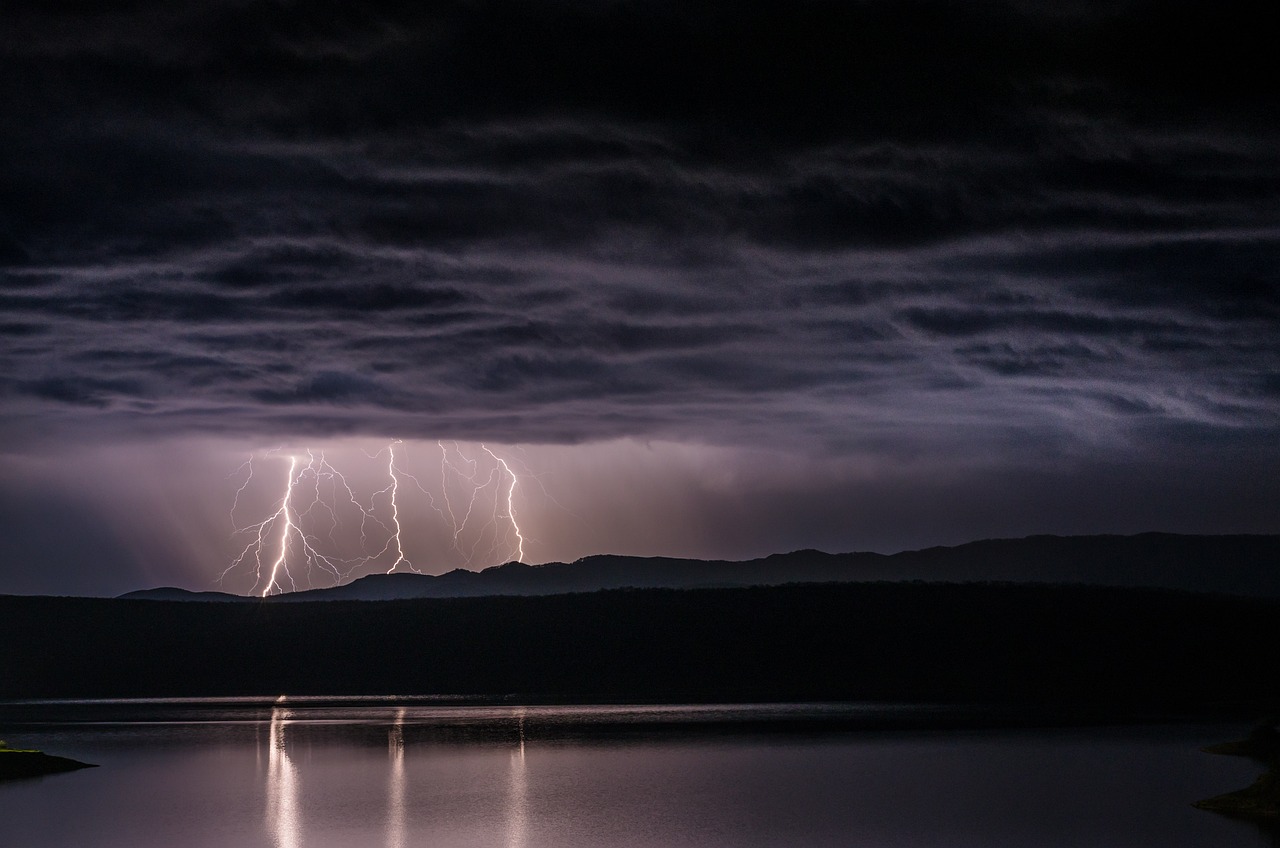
[4,582,1280,712]
[119,533,1280,602]
[1203,721,1280,763]
[1196,772,1280,822]
[1197,721,1280,825]
[0,750,97,781]
[118,587,244,602]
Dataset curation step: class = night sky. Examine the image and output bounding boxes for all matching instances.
[2,1,1278,596]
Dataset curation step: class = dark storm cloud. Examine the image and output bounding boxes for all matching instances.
[18,375,148,408]
[953,341,1118,378]
[0,0,1277,468]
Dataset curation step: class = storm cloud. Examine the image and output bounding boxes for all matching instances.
[1,1,1278,591]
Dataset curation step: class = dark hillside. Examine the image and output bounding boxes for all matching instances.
[4,583,1279,709]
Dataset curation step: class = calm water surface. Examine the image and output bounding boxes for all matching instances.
[0,700,1271,847]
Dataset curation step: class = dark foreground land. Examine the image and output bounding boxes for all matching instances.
[0,748,96,781]
[1197,722,1280,824]
[2,583,1279,712]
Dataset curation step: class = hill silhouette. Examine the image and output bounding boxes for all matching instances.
[120,533,1280,601]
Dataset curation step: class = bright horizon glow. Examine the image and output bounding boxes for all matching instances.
[2,432,1275,599]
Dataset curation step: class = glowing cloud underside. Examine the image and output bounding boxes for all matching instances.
[222,441,527,595]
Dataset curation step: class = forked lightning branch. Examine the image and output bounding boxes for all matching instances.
[222,441,527,596]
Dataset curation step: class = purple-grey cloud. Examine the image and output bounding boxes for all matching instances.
[1,0,1278,594]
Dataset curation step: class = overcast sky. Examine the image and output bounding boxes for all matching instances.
[2,0,1278,595]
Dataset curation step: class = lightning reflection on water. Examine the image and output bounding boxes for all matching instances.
[265,706,301,848]
[506,709,528,848]
[386,708,406,848]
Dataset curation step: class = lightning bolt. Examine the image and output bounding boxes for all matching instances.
[223,439,536,594]
[378,440,413,573]
[483,444,524,563]
[439,440,492,561]
[262,456,299,596]
[222,451,348,595]
[435,441,525,566]
[227,456,257,529]
[438,440,462,546]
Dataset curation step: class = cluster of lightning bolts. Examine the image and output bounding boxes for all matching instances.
[223,441,527,596]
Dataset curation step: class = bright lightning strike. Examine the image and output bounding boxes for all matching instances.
[223,440,535,595]
[263,456,299,596]
[483,444,524,563]
[368,440,420,575]
[222,451,353,595]
[434,441,525,566]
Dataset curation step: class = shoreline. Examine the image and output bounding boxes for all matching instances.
[0,750,97,781]
[1195,723,1280,826]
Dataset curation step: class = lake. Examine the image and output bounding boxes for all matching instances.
[0,700,1272,847]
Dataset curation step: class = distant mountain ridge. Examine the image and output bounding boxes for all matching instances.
[119,532,1280,602]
